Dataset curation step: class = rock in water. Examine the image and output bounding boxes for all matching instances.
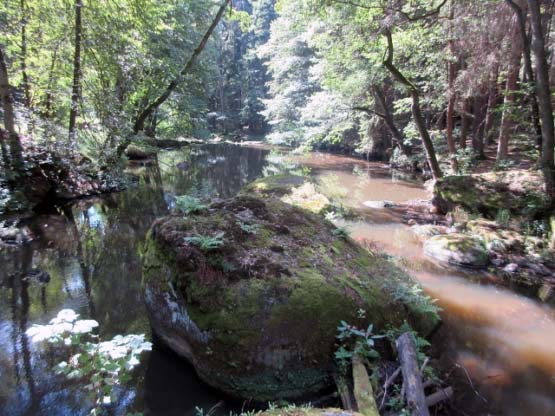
[423,234,489,269]
[142,195,438,401]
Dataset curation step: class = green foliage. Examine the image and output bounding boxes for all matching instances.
[335,320,384,368]
[493,159,517,172]
[184,232,225,251]
[238,220,259,234]
[26,309,151,415]
[495,208,511,227]
[456,148,479,175]
[332,226,351,239]
[175,195,208,215]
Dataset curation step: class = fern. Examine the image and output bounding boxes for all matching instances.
[175,195,207,215]
[184,232,225,251]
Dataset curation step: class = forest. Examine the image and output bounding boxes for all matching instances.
[1,0,555,415]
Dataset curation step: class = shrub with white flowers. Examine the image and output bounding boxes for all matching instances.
[27,309,152,415]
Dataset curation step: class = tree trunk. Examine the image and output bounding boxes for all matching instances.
[0,45,17,135]
[497,14,524,161]
[484,65,500,144]
[472,92,487,159]
[68,0,83,150]
[372,85,411,156]
[528,0,555,202]
[506,0,543,150]
[131,0,231,137]
[43,45,59,119]
[459,98,471,149]
[382,29,442,180]
[0,45,24,174]
[20,0,32,109]
[445,0,458,172]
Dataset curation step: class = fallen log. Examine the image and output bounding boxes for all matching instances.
[425,386,453,408]
[396,332,430,416]
[352,354,380,416]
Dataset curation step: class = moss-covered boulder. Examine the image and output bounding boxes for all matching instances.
[433,170,550,219]
[466,220,524,253]
[142,195,438,401]
[241,175,331,214]
[423,234,489,268]
[241,174,307,198]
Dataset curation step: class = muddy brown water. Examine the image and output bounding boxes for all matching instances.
[1,144,554,415]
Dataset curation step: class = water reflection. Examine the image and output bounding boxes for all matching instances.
[1,143,554,415]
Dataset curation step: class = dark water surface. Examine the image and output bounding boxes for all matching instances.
[1,144,554,415]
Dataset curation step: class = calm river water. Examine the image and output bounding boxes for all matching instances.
[1,143,554,415]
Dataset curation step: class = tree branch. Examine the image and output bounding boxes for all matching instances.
[132,0,231,135]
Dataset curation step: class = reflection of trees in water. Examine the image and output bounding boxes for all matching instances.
[158,144,271,199]
[5,247,39,415]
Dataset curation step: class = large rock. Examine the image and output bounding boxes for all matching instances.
[241,174,331,214]
[240,174,307,198]
[423,234,489,269]
[433,170,550,219]
[142,195,438,401]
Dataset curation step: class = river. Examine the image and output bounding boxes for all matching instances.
[1,143,554,415]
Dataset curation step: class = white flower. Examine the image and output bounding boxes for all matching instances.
[72,319,99,334]
[26,325,54,343]
[52,309,78,324]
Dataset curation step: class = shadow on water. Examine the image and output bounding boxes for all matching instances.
[1,143,555,415]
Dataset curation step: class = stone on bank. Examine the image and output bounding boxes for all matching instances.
[142,192,438,401]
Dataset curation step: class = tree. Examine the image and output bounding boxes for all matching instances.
[68,0,83,149]
[0,44,24,171]
[527,0,555,201]
[0,44,16,135]
[445,0,458,172]
[132,0,232,136]
[382,28,443,180]
[496,10,523,161]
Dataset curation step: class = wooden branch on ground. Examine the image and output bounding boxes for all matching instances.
[352,353,380,416]
[396,332,430,416]
[425,386,453,408]
[379,367,401,410]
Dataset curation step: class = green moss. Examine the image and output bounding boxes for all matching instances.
[434,170,551,219]
[241,174,306,197]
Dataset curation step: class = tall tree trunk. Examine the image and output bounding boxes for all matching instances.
[20,0,31,109]
[131,0,231,138]
[0,46,17,136]
[372,85,411,156]
[445,0,459,172]
[43,45,59,119]
[459,98,471,149]
[472,92,487,159]
[484,65,500,144]
[506,0,543,150]
[528,0,555,202]
[68,0,83,150]
[382,29,442,180]
[0,45,24,173]
[497,15,524,161]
